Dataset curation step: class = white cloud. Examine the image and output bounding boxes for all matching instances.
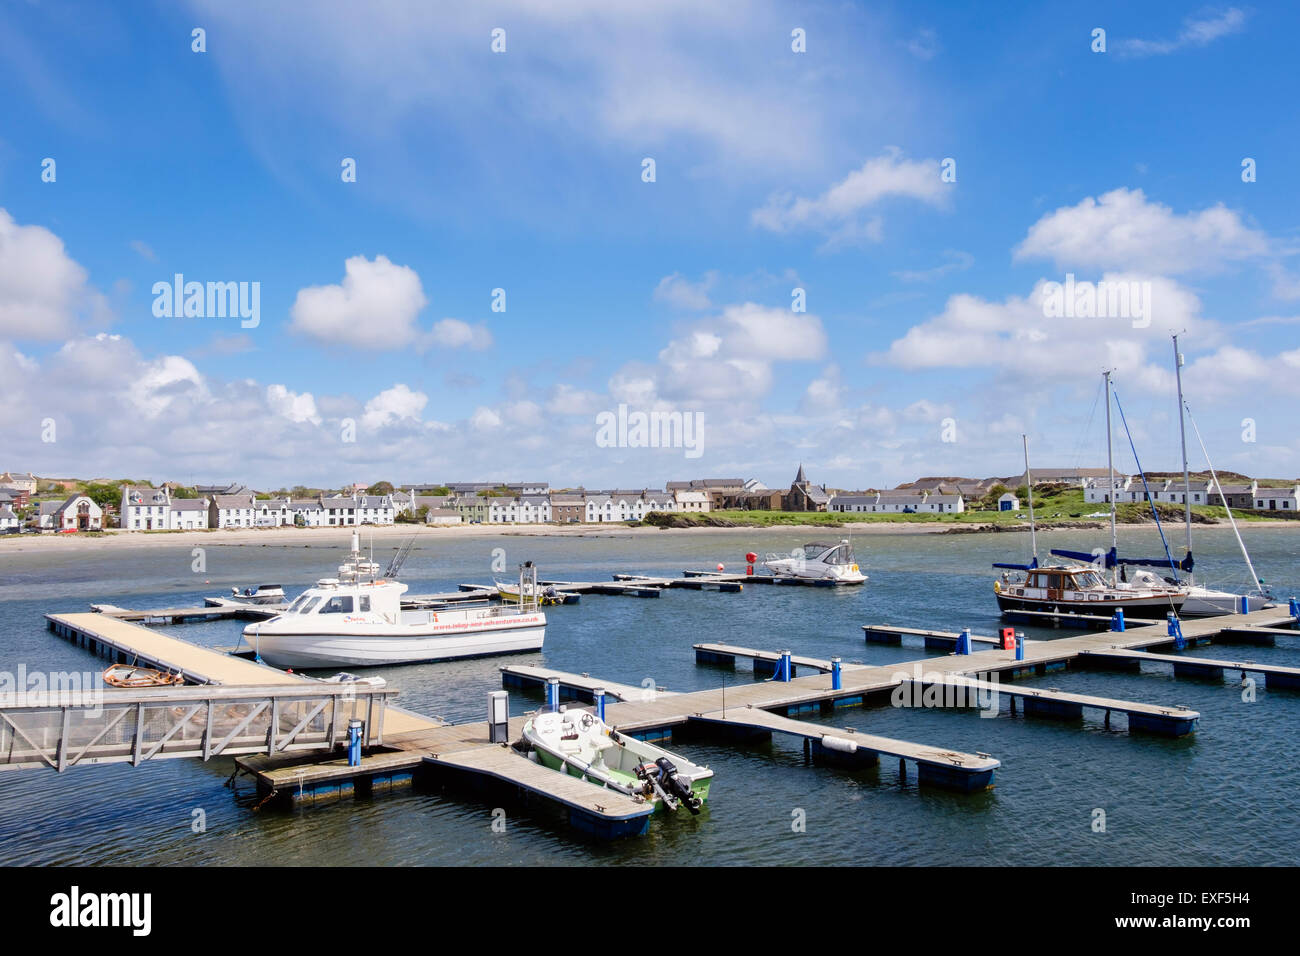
[267,384,321,424]
[649,302,828,404]
[1015,188,1268,274]
[430,317,493,350]
[546,384,604,416]
[1120,8,1247,57]
[469,406,502,430]
[892,250,974,283]
[654,272,716,311]
[0,208,109,340]
[289,254,428,349]
[752,149,948,239]
[360,383,428,429]
[875,273,1214,387]
[129,240,157,262]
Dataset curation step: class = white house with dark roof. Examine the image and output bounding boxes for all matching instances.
[38,494,103,530]
[167,498,210,529]
[1255,485,1299,512]
[355,495,396,525]
[287,499,325,527]
[0,505,21,531]
[121,485,170,530]
[830,490,964,514]
[209,493,258,528]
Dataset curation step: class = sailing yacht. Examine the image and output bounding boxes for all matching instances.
[1054,345,1273,616]
[994,424,1185,624]
[1162,335,1274,615]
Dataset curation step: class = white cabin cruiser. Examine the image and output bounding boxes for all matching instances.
[762,540,866,584]
[205,583,285,607]
[242,534,545,669]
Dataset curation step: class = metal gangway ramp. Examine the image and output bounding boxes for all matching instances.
[0,683,397,772]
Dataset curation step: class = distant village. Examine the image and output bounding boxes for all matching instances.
[0,464,1297,533]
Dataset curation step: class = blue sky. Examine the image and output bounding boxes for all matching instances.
[1,1,1297,490]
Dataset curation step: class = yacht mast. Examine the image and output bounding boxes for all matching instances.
[1023,434,1037,564]
[1104,370,1117,582]
[1173,333,1193,571]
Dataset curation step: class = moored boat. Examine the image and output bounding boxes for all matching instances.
[103,663,185,688]
[521,709,712,814]
[205,583,286,607]
[761,539,866,584]
[241,534,546,669]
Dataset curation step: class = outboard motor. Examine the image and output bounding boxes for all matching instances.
[633,761,679,811]
[654,757,702,815]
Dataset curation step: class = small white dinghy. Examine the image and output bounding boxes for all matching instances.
[522,710,712,814]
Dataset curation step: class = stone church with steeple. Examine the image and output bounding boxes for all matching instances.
[784,463,830,512]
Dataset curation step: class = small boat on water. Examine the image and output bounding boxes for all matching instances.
[994,564,1185,621]
[521,710,712,814]
[761,539,866,584]
[205,583,286,607]
[242,534,546,669]
[103,663,184,688]
[495,580,575,606]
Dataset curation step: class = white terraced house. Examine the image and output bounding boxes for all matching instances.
[488,495,548,523]
[322,495,358,526]
[167,497,210,529]
[356,495,396,524]
[584,493,612,522]
[209,493,258,528]
[829,490,965,514]
[641,490,677,514]
[1255,485,1300,512]
[1083,475,1133,503]
[287,499,324,527]
[254,498,290,527]
[0,505,20,531]
[121,485,170,530]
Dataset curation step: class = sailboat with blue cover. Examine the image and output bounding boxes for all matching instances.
[1050,347,1273,617]
[992,388,1187,625]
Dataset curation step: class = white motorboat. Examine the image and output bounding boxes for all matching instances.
[241,534,545,669]
[522,710,712,814]
[761,539,866,584]
[205,583,286,607]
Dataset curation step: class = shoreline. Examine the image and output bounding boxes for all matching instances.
[0,518,1293,554]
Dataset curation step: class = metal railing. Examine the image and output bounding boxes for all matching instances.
[0,683,396,772]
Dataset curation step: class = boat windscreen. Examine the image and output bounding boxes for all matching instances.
[824,545,854,565]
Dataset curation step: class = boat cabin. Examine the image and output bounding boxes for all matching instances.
[799,541,856,566]
[998,565,1116,601]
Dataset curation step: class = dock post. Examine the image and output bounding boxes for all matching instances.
[1290,596,1299,620]
[957,628,971,655]
[831,657,842,691]
[1111,609,1125,632]
[545,677,560,712]
[594,687,607,722]
[1015,633,1025,662]
[1238,595,1249,615]
[347,718,363,767]
[488,691,509,744]
[1167,613,1186,651]
[777,650,793,682]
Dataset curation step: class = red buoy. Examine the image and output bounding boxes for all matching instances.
[745,552,758,563]
[717,563,725,571]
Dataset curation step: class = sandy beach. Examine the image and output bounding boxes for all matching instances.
[1,518,1291,555]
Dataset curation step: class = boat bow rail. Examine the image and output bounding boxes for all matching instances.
[0,683,397,772]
